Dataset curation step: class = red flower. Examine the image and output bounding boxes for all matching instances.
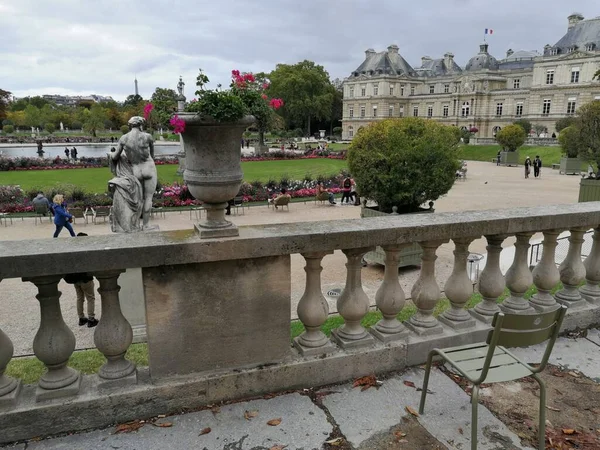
[243,73,255,83]
[262,83,269,90]
[169,115,186,134]
[261,94,268,100]
[231,70,240,78]
[269,98,284,110]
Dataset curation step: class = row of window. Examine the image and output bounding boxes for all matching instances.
[348,83,454,97]
[545,67,581,85]
[348,98,588,119]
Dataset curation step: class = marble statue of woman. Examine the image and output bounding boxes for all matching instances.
[108,116,157,232]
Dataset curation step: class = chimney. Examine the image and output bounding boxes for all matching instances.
[506,48,514,58]
[421,55,432,66]
[365,48,376,59]
[444,52,455,69]
[568,13,584,30]
[387,44,399,54]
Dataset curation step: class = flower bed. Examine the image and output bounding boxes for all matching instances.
[0,156,179,171]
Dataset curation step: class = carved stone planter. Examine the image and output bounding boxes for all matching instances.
[178,113,255,238]
[578,178,600,203]
[500,151,519,167]
[560,157,583,175]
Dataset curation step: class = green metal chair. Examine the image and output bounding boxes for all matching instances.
[419,305,567,450]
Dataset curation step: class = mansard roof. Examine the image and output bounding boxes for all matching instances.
[416,57,463,77]
[351,47,416,77]
[549,15,600,55]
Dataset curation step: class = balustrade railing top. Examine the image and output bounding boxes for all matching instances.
[1,203,600,280]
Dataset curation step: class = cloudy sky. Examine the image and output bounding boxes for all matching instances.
[1,0,598,101]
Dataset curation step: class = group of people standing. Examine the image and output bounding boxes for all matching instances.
[524,155,543,179]
[64,147,78,160]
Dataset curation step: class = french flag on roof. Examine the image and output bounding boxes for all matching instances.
[485,28,493,35]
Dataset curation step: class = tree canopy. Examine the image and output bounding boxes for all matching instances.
[558,126,582,158]
[513,119,532,136]
[555,116,576,133]
[267,60,335,135]
[149,87,178,129]
[348,117,460,213]
[575,100,600,174]
[496,124,526,152]
[0,89,11,122]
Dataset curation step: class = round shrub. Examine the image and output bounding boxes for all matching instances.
[3,124,14,134]
[558,126,582,158]
[120,125,129,134]
[348,117,461,213]
[44,123,55,133]
[496,124,526,152]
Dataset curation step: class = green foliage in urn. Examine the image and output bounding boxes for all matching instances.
[347,117,460,214]
[495,124,526,152]
[575,100,600,174]
[513,119,532,136]
[558,126,582,158]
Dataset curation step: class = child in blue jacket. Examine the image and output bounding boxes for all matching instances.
[52,194,76,238]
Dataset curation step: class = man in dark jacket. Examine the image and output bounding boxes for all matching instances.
[533,155,542,178]
[64,233,98,327]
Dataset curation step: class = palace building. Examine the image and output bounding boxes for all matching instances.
[341,13,600,140]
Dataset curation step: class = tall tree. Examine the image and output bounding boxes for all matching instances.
[123,94,144,108]
[0,89,11,121]
[267,60,334,135]
[150,87,178,129]
[82,104,108,137]
[23,104,42,129]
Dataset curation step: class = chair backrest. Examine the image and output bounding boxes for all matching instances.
[70,207,84,218]
[316,192,329,201]
[274,195,290,206]
[234,196,244,206]
[486,306,567,373]
[34,203,48,215]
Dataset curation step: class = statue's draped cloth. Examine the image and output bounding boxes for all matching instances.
[109,152,143,233]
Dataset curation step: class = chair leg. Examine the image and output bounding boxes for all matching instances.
[532,374,546,450]
[418,351,435,414]
[471,384,479,450]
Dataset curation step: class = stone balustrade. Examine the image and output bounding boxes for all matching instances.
[1,202,600,444]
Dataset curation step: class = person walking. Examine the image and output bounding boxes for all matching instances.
[64,147,70,160]
[340,176,353,204]
[71,147,78,161]
[524,156,532,179]
[64,233,98,327]
[533,155,542,178]
[52,194,76,238]
[496,150,501,166]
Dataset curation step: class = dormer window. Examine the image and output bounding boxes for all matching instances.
[550,48,558,56]
[585,43,596,52]
[567,46,577,53]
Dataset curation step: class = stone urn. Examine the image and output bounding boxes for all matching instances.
[178,113,255,238]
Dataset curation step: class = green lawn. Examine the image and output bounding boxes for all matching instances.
[7,283,559,384]
[460,145,565,166]
[0,159,348,193]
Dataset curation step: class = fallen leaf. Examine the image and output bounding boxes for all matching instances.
[199,427,211,436]
[568,371,580,378]
[324,437,344,446]
[458,427,463,435]
[397,439,408,444]
[211,406,221,415]
[562,429,577,435]
[353,374,379,391]
[269,446,287,450]
[394,431,407,438]
[153,422,173,428]
[267,418,282,426]
[114,421,144,434]
[405,406,419,417]
[403,380,416,388]
[546,405,561,412]
[244,410,259,420]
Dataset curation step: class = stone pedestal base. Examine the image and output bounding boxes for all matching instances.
[98,370,138,391]
[469,309,495,324]
[404,321,444,336]
[0,381,21,409]
[36,375,81,402]
[555,297,588,310]
[292,337,336,356]
[194,223,239,239]
[581,292,600,305]
[530,303,561,313]
[369,326,409,343]
[438,315,477,330]
[499,303,536,314]
[330,329,375,349]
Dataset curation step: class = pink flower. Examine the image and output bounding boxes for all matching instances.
[143,103,154,120]
[261,94,268,100]
[243,73,255,83]
[262,83,269,90]
[231,70,240,78]
[170,115,186,134]
[269,98,284,110]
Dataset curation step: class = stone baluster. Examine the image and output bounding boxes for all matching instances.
[294,251,336,356]
[580,227,600,304]
[371,245,410,342]
[0,281,21,407]
[530,230,561,312]
[23,275,81,400]
[471,235,506,323]
[555,228,588,308]
[331,247,376,348]
[93,270,137,387]
[406,240,447,335]
[439,238,477,329]
[501,233,535,314]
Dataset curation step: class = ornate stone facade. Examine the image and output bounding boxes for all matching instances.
[342,14,600,139]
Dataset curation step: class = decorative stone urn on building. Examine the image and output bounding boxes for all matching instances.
[178,113,255,238]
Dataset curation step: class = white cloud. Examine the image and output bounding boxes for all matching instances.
[1,0,598,100]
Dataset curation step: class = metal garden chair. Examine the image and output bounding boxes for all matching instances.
[419,305,567,450]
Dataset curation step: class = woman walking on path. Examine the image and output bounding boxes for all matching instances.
[52,194,75,238]
[524,156,532,179]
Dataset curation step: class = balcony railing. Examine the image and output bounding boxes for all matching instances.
[1,203,600,443]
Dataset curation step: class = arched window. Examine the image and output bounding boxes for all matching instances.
[348,126,354,138]
[461,101,470,117]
